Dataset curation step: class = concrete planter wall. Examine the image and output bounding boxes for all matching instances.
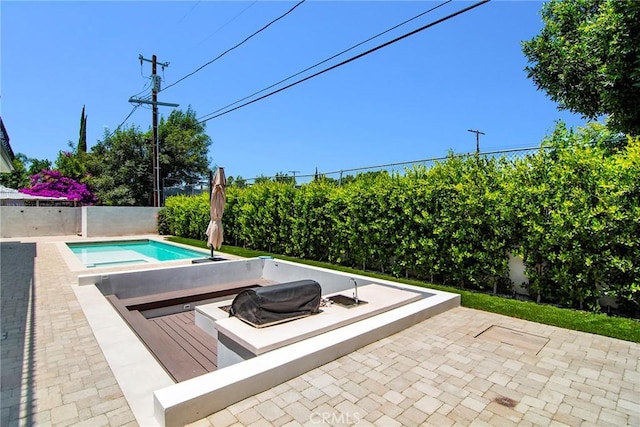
[0,206,160,238]
[506,252,618,309]
[508,253,529,296]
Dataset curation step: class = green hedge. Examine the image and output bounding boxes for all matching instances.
[160,123,640,317]
[160,193,210,239]
[166,236,640,343]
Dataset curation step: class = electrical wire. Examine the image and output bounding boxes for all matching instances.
[198,0,453,120]
[198,0,259,46]
[102,105,140,140]
[115,105,139,130]
[131,80,152,99]
[198,0,490,123]
[131,93,153,110]
[109,83,152,136]
[176,1,201,25]
[163,0,306,92]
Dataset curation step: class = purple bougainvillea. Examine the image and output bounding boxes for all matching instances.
[19,169,97,205]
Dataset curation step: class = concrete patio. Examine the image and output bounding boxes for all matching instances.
[1,236,639,426]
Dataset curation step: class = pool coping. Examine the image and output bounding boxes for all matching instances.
[56,236,212,272]
[72,282,173,427]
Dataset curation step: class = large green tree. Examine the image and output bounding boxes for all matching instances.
[158,107,212,186]
[86,107,212,206]
[0,154,52,189]
[55,141,89,182]
[0,154,30,189]
[86,126,152,205]
[522,0,640,135]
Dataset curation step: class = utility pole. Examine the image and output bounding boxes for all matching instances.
[129,55,179,207]
[467,129,485,154]
[288,170,300,185]
[152,55,159,208]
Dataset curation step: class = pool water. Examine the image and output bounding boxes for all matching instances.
[67,240,207,268]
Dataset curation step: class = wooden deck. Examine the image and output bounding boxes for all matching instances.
[150,311,218,376]
[107,279,273,382]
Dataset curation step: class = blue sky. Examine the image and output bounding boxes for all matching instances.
[2,0,589,182]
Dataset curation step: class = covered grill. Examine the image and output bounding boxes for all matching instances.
[229,280,321,327]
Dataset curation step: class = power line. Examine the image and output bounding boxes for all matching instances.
[103,79,153,138]
[163,0,306,92]
[198,0,259,46]
[176,1,201,25]
[131,80,152,99]
[102,105,140,140]
[197,0,453,121]
[115,106,139,130]
[198,0,490,123]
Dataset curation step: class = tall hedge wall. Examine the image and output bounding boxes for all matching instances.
[160,124,639,316]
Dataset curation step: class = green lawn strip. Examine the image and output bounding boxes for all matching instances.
[167,236,640,343]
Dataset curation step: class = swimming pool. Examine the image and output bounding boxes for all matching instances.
[67,240,207,268]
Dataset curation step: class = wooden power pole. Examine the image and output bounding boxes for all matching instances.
[467,129,485,154]
[129,55,179,207]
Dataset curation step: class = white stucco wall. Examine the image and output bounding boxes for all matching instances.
[81,206,161,237]
[0,206,80,237]
[0,206,161,238]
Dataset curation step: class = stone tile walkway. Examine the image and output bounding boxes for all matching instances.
[2,237,639,426]
[190,307,640,427]
[1,239,137,426]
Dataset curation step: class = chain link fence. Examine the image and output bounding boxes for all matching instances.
[163,181,209,203]
[242,147,541,186]
[164,147,542,196]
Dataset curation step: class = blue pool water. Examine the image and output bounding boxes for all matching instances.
[67,240,207,268]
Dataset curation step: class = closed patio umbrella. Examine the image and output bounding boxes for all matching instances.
[206,167,226,258]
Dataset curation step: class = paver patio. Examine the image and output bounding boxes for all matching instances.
[2,236,639,426]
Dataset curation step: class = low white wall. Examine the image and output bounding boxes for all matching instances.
[0,206,80,237]
[82,206,160,237]
[79,258,264,299]
[262,258,385,295]
[0,206,161,238]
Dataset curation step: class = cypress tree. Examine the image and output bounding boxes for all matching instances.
[78,105,87,153]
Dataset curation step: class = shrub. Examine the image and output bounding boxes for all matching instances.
[158,123,639,317]
[20,169,97,205]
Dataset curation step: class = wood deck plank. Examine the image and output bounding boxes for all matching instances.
[106,295,210,382]
[172,313,218,357]
[151,313,217,369]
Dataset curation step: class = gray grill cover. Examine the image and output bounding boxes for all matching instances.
[230,280,321,327]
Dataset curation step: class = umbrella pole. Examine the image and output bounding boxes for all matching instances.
[209,169,214,259]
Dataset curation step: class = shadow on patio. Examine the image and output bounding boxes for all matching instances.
[1,242,37,426]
